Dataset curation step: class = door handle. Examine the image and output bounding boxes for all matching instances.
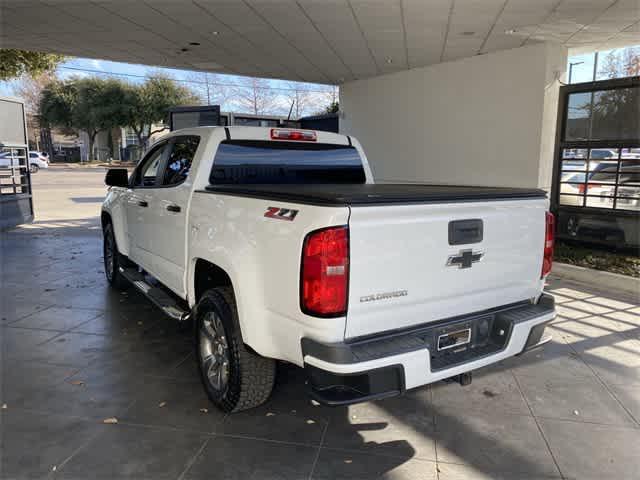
[166,204,181,213]
[137,200,148,207]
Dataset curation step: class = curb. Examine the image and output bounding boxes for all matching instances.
[552,262,639,297]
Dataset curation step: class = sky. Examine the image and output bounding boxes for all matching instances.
[566,44,640,84]
[0,57,337,117]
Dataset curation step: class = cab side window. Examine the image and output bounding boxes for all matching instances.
[162,136,200,186]
[133,142,167,187]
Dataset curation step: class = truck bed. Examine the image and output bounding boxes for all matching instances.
[203,183,546,206]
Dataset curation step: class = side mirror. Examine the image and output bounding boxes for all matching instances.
[105,168,129,187]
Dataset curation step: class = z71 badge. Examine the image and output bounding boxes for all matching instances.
[264,207,299,221]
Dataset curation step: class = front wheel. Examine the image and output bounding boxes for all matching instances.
[196,287,276,413]
[103,222,128,290]
[30,164,39,174]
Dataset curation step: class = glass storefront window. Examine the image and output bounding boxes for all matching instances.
[566,89,640,141]
[559,194,583,206]
[558,150,640,211]
[621,148,640,159]
[585,196,615,209]
[566,92,591,141]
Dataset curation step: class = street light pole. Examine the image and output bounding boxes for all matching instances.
[568,61,585,84]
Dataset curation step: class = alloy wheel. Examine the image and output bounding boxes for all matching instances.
[104,229,115,281]
[199,311,230,393]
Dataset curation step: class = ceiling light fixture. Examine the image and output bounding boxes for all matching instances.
[211,31,219,36]
[385,58,393,64]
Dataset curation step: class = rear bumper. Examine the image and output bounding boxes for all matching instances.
[302,294,555,405]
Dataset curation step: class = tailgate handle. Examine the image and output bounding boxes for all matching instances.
[449,219,483,245]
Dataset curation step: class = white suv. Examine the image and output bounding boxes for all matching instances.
[28,151,49,173]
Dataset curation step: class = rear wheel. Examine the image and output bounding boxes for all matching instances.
[103,222,128,290]
[30,164,39,174]
[196,287,275,412]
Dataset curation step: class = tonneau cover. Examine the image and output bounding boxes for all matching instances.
[203,183,546,206]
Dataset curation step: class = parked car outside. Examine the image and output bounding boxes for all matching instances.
[588,149,618,159]
[28,151,49,173]
[560,161,639,210]
[2,150,50,173]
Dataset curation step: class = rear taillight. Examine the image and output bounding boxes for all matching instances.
[578,183,602,194]
[301,226,349,317]
[541,212,555,278]
[271,128,317,141]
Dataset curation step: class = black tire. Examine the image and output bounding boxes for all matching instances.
[103,222,128,290]
[30,164,39,174]
[195,287,276,413]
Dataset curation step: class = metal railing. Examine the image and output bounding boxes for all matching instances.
[0,147,30,196]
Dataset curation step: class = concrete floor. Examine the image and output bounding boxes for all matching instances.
[1,168,639,479]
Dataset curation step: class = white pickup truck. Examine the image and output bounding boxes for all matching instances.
[102,126,556,413]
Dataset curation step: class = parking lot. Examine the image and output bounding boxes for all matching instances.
[1,168,639,479]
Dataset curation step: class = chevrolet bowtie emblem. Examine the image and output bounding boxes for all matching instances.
[447,249,484,269]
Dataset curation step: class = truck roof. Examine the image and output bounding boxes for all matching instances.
[166,125,352,146]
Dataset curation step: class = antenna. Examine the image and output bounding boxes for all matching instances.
[286,99,295,121]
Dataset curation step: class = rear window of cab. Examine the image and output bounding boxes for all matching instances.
[209,140,366,185]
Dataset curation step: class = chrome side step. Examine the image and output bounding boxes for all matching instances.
[119,267,190,321]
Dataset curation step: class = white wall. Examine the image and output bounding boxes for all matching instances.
[340,43,567,190]
[538,45,568,190]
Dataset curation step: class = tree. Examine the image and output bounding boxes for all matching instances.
[324,101,339,114]
[73,78,132,161]
[12,72,56,115]
[40,77,131,161]
[124,75,197,149]
[311,85,339,115]
[622,48,640,77]
[284,82,316,119]
[187,71,231,108]
[12,72,57,150]
[590,47,640,140]
[231,77,278,115]
[590,86,639,140]
[0,49,65,81]
[322,85,339,106]
[39,80,77,133]
[39,75,195,161]
[598,47,640,79]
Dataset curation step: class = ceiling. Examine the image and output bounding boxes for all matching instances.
[1,0,639,84]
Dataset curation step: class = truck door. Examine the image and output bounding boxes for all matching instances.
[144,135,200,296]
[125,140,170,273]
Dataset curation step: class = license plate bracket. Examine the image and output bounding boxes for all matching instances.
[437,328,471,351]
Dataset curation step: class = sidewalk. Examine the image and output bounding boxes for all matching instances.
[49,161,136,169]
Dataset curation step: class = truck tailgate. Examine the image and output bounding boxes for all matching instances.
[346,198,547,339]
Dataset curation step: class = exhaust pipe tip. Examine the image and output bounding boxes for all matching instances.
[458,372,472,386]
[442,371,473,386]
